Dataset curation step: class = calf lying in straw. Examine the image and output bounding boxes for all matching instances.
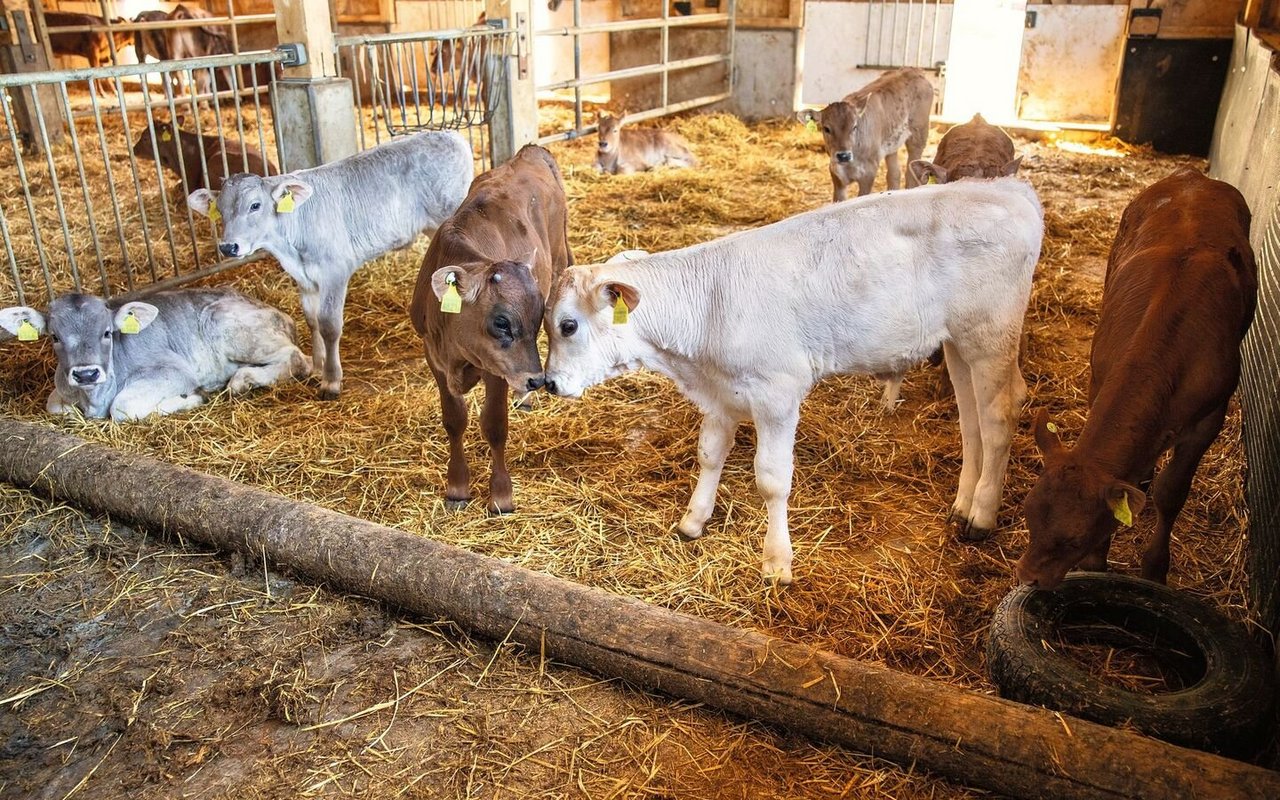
[594,113,698,175]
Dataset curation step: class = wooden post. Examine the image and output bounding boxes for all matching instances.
[486,0,538,163]
[0,3,65,154]
[271,0,356,168]
[0,418,1276,800]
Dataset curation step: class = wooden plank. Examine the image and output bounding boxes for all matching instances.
[0,417,1277,800]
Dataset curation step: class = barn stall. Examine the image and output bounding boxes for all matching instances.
[1,0,1278,797]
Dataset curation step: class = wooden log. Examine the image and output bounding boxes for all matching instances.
[0,416,1275,800]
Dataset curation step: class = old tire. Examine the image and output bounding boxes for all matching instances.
[986,571,1275,758]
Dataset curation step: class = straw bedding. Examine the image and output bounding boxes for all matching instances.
[0,106,1257,797]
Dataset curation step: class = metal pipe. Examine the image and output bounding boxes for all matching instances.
[30,83,82,292]
[536,91,732,145]
[0,51,287,87]
[85,84,134,295]
[1,90,51,297]
[533,14,731,38]
[114,78,159,287]
[55,82,108,295]
[538,54,729,93]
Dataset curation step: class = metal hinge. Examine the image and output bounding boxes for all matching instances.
[276,43,308,68]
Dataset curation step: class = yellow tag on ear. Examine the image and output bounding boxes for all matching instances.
[208,197,221,223]
[17,319,38,342]
[612,293,629,325]
[804,117,818,134]
[927,174,938,185]
[440,273,462,314]
[1109,494,1133,527]
[161,129,172,142]
[1046,421,1059,434]
[120,311,141,335]
[276,190,295,213]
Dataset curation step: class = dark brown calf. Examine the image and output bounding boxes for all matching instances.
[908,113,1021,185]
[1018,169,1257,589]
[801,68,933,202]
[133,121,276,193]
[44,11,134,97]
[408,145,574,513]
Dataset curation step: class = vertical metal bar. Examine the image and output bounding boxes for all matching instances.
[1,88,53,297]
[350,45,367,152]
[87,82,134,295]
[166,78,203,272]
[55,82,108,295]
[0,204,24,307]
[269,65,287,173]
[226,0,241,55]
[139,79,181,279]
[230,63,250,174]
[660,0,670,109]
[367,43,383,146]
[409,39,424,128]
[930,0,941,68]
[115,76,159,287]
[30,81,82,292]
[250,62,271,173]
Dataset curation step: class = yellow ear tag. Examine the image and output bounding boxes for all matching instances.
[1108,494,1133,527]
[275,190,296,213]
[208,197,221,223]
[927,174,938,185]
[612,293,629,325]
[160,129,172,142]
[16,319,38,342]
[440,273,463,315]
[1046,421,1059,434]
[804,117,818,134]
[120,311,141,335]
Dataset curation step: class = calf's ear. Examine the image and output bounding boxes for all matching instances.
[187,188,217,216]
[1103,481,1146,525]
[593,280,640,314]
[430,266,484,305]
[113,301,160,333]
[909,160,945,186]
[272,178,314,209]
[795,109,817,124]
[1032,409,1064,460]
[1001,156,1023,177]
[0,306,46,340]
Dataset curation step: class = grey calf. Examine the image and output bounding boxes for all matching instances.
[188,130,474,398]
[0,289,309,422]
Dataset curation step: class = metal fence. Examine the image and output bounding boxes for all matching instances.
[535,0,735,144]
[860,0,948,71]
[335,22,512,170]
[0,48,287,309]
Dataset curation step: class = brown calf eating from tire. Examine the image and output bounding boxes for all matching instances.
[1017,168,1257,590]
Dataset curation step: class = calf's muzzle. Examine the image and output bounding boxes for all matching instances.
[835,151,853,164]
[218,242,239,258]
[525,375,546,392]
[71,366,102,385]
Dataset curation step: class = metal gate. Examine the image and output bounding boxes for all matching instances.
[0,48,288,309]
[535,0,735,143]
[859,0,948,71]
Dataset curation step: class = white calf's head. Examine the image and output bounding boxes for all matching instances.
[188,173,314,260]
[542,267,641,399]
[1,294,158,389]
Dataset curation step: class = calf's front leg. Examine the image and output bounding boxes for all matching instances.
[677,411,739,540]
[1146,403,1229,583]
[481,372,515,514]
[310,280,349,399]
[430,365,476,509]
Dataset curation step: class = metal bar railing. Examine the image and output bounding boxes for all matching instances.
[537,54,729,94]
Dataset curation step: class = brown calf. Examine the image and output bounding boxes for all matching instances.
[167,5,233,97]
[801,68,933,202]
[594,113,698,175]
[908,113,1021,185]
[44,11,134,97]
[408,145,574,513]
[1018,169,1257,589]
[133,121,276,194]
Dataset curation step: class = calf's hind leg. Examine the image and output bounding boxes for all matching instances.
[751,401,802,585]
[959,352,1023,539]
[223,309,312,394]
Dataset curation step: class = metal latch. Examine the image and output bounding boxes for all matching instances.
[276,43,308,68]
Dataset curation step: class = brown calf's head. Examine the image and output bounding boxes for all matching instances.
[816,97,869,165]
[1016,410,1146,590]
[596,113,623,157]
[429,257,548,394]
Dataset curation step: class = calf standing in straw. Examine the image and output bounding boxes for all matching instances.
[544,177,1043,583]
[595,113,698,175]
[409,144,573,514]
[188,130,473,399]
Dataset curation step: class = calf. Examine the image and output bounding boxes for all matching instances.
[167,4,232,97]
[0,289,309,422]
[187,130,473,399]
[909,113,1021,186]
[800,68,933,202]
[1018,169,1257,590]
[408,144,573,513]
[133,10,180,95]
[595,113,698,175]
[133,120,277,193]
[43,11,134,97]
[544,177,1043,583]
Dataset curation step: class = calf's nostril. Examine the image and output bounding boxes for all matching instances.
[218,243,238,258]
[544,379,558,395]
[526,376,545,392]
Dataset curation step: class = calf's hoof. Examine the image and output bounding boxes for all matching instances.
[674,518,705,542]
[318,387,341,401]
[488,500,516,516]
[444,497,470,512]
[953,517,994,543]
[762,563,794,586]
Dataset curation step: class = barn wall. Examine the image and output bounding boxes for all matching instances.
[1208,25,1280,640]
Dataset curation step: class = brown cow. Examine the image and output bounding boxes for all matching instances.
[408,145,574,513]
[800,68,933,202]
[43,11,134,97]
[908,113,1021,186]
[133,120,277,194]
[1018,168,1257,590]
[594,113,698,175]
[167,5,232,98]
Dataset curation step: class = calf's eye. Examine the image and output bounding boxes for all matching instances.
[102,330,111,339]
[249,201,262,212]
[559,319,578,337]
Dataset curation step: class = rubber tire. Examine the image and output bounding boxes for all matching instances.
[987,571,1275,758]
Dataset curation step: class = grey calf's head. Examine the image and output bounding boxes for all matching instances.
[188,173,314,259]
[0,294,159,389]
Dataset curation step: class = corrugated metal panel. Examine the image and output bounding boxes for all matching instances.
[1241,195,1280,634]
